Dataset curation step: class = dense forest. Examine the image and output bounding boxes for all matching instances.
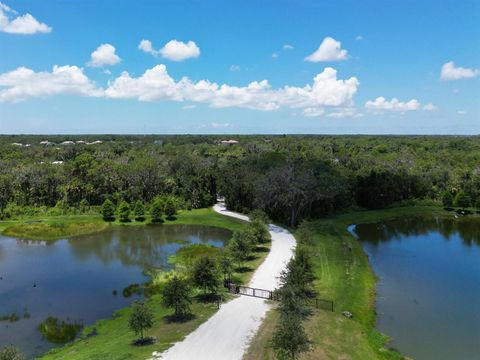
[1,135,479,226]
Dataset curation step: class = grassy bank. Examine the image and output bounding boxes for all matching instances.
[245,206,452,360]
[29,208,272,360]
[1,208,246,241]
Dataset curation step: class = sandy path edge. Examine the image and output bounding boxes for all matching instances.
[149,202,296,360]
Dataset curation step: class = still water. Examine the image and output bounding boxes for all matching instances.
[0,225,231,358]
[352,216,480,360]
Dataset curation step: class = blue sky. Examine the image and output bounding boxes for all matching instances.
[0,0,479,134]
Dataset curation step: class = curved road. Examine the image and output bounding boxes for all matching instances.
[149,202,296,360]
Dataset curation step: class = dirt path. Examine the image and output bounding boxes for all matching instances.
[149,203,296,360]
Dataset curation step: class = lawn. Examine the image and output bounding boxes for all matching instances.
[244,206,453,360]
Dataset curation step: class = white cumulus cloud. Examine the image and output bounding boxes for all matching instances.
[88,44,121,67]
[0,1,51,34]
[0,63,359,117]
[159,40,200,61]
[0,65,99,102]
[440,61,479,80]
[365,97,435,113]
[138,39,200,61]
[283,44,294,50]
[305,37,348,62]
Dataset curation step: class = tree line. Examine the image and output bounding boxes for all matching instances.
[1,135,480,226]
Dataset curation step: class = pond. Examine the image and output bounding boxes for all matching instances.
[0,224,231,358]
[351,216,480,360]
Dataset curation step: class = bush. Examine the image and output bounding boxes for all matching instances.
[0,346,25,360]
[118,200,130,222]
[441,191,453,207]
[150,198,164,223]
[101,199,115,220]
[134,200,145,221]
[164,197,178,218]
[271,312,311,360]
[248,219,270,244]
[454,191,471,208]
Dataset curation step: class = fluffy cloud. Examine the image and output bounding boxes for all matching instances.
[305,37,348,62]
[160,40,200,61]
[229,65,240,72]
[88,44,121,67]
[138,39,200,61]
[138,39,155,54]
[365,97,435,112]
[0,65,99,102]
[0,64,359,116]
[283,44,294,50]
[440,61,479,80]
[303,107,325,117]
[0,1,51,34]
[104,65,358,112]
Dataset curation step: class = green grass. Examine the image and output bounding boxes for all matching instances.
[0,207,246,241]
[41,295,221,360]
[245,206,453,360]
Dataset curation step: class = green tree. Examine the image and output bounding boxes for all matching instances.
[219,252,234,283]
[118,200,130,222]
[454,190,471,208]
[442,191,453,207]
[161,276,192,319]
[226,231,253,268]
[0,346,25,360]
[101,199,115,220]
[164,197,177,218]
[134,200,145,221]
[128,301,153,342]
[248,218,270,244]
[475,197,480,210]
[271,312,311,360]
[150,197,164,223]
[191,256,220,295]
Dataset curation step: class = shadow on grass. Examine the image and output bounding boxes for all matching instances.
[166,215,177,221]
[103,216,116,222]
[150,218,165,224]
[163,313,195,324]
[254,246,269,253]
[135,217,146,222]
[195,293,223,304]
[235,266,253,273]
[119,218,132,223]
[131,337,156,346]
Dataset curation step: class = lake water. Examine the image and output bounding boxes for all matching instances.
[352,216,480,360]
[0,225,231,358]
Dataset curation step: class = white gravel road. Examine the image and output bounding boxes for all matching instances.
[149,203,296,360]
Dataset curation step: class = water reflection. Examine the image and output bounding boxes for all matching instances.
[354,216,480,360]
[354,216,480,246]
[0,224,231,359]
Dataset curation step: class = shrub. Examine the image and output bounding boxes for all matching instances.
[454,191,471,208]
[118,200,131,222]
[441,191,453,207]
[134,200,145,221]
[0,346,25,360]
[150,198,164,223]
[101,199,115,220]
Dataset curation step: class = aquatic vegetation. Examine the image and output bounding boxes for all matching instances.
[38,317,83,344]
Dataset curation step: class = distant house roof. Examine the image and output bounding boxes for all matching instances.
[11,142,23,146]
[61,141,75,145]
[220,139,239,145]
[76,140,87,144]
[52,161,64,165]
